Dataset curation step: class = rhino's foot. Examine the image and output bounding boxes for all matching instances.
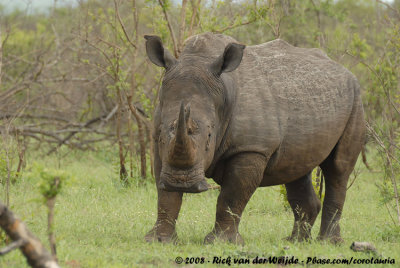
[285,225,312,243]
[284,234,311,243]
[204,230,244,245]
[317,235,344,245]
[145,227,177,243]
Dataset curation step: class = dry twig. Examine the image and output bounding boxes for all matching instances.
[0,201,59,268]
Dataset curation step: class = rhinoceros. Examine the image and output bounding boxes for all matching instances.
[144,33,365,245]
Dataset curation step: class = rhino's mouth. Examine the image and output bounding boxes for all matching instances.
[159,164,208,193]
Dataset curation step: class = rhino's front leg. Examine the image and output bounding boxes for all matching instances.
[146,141,183,243]
[205,153,267,245]
[145,188,183,243]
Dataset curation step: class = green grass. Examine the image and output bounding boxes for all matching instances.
[0,149,399,267]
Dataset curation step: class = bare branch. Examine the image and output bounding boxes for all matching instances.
[345,50,400,116]
[158,0,179,57]
[0,239,26,256]
[376,0,400,18]
[213,18,257,34]
[132,0,139,46]
[0,25,11,89]
[366,121,400,224]
[0,114,70,123]
[113,0,137,49]
[0,26,3,89]
[189,0,201,36]
[178,0,188,53]
[46,108,118,155]
[0,201,60,268]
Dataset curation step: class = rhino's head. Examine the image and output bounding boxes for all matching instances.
[145,35,245,193]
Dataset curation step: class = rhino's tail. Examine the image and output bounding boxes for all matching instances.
[361,144,372,171]
[316,167,324,200]
[319,172,324,200]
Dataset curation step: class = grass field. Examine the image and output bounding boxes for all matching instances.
[0,149,399,267]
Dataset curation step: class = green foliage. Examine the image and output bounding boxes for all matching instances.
[349,33,371,60]
[0,155,16,185]
[2,19,54,92]
[379,223,400,242]
[199,0,260,34]
[105,56,130,94]
[0,149,9,184]
[375,145,400,209]
[376,179,395,205]
[145,3,172,47]
[279,168,324,210]
[363,11,400,218]
[0,138,20,185]
[27,163,71,200]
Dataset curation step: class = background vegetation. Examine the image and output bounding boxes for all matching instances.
[0,0,400,266]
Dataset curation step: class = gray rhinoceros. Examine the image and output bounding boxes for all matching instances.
[144,33,365,245]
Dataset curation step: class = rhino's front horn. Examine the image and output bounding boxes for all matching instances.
[168,102,195,167]
[175,102,189,147]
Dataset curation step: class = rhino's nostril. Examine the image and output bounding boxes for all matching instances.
[196,181,209,192]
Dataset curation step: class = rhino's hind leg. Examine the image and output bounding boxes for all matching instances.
[205,153,267,245]
[318,94,365,244]
[145,190,183,243]
[285,173,321,242]
[318,162,351,244]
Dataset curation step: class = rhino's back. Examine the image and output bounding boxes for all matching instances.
[227,39,359,183]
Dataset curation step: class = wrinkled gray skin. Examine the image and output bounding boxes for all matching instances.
[144,33,365,245]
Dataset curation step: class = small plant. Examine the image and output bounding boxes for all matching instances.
[32,164,70,260]
[36,165,68,200]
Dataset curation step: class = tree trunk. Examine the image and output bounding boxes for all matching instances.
[145,123,154,178]
[46,197,57,260]
[127,111,134,178]
[115,98,128,183]
[138,116,147,179]
[126,96,147,179]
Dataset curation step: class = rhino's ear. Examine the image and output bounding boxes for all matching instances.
[144,35,177,69]
[210,43,245,76]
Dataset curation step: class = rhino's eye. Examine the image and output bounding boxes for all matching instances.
[187,127,196,135]
[169,120,177,132]
[187,121,199,135]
